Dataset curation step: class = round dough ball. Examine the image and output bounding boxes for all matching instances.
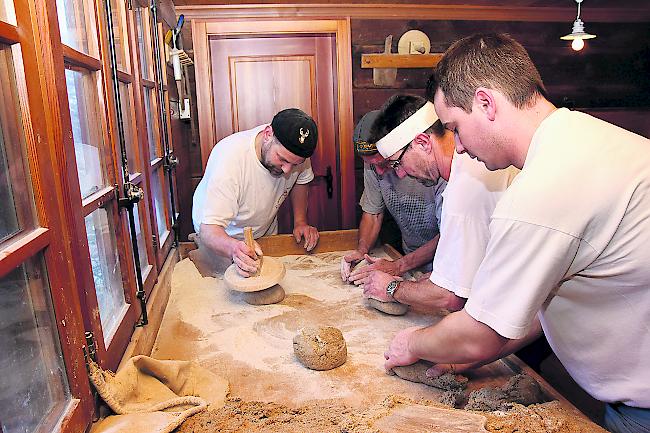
[293,326,347,371]
[242,284,285,305]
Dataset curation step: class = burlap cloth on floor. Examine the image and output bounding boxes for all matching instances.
[89,355,229,433]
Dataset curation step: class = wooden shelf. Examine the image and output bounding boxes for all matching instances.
[361,53,443,69]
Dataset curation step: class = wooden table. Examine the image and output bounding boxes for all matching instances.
[159,230,596,428]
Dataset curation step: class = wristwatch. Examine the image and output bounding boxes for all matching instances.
[386,280,401,300]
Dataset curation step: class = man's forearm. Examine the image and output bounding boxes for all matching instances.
[200,223,237,258]
[394,234,440,273]
[409,310,508,365]
[393,278,465,312]
[357,212,383,254]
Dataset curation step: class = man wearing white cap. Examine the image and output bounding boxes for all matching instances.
[359,94,519,315]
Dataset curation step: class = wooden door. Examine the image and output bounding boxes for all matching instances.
[210,35,341,231]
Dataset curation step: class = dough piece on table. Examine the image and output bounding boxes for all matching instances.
[365,298,408,316]
[392,361,468,390]
[464,387,509,411]
[502,374,545,405]
[293,326,347,371]
[242,284,285,305]
[439,389,465,408]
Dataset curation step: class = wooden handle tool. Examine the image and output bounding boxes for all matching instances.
[243,227,262,276]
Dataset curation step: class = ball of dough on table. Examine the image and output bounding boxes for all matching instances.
[293,326,347,371]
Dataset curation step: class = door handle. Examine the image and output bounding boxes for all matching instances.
[324,166,333,199]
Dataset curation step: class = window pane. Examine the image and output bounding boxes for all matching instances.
[109,0,128,71]
[133,201,150,273]
[135,8,151,79]
[56,0,95,55]
[0,46,35,242]
[0,0,16,24]
[85,208,127,343]
[0,255,71,433]
[65,67,107,198]
[151,170,169,240]
[143,87,159,160]
[118,82,139,173]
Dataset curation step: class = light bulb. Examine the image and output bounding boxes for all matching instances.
[571,38,585,51]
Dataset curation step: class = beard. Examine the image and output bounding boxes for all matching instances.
[260,142,285,177]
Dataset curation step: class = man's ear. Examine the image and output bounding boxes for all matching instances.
[414,132,433,153]
[475,87,496,121]
[263,125,274,140]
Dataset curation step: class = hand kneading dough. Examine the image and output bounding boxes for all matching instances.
[365,298,408,315]
[242,284,285,305]
[392,361,468,390]
[293,326,347,371]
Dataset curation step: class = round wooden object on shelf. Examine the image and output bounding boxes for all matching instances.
[224,256,286,293]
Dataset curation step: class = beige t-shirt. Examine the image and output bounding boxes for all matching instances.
[466,108,650,407]
[429,152,519,298]
[192,125,314,239]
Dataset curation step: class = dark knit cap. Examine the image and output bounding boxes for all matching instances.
[354,110,380,156]
[271,108,318,158]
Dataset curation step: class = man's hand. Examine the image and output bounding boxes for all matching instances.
[341,250,366,282]
[361,271,402,302]
[293,223,319,251]
[384,326,422,372]
[424,362,479,379]
[348,254,401,285]
[231,240,262,277]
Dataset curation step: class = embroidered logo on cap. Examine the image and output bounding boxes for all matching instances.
[299,128,309,144]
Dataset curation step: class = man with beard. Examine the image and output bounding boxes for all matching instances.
[340,108,446,284]
[359,93,518,315]
[192,108,319,277]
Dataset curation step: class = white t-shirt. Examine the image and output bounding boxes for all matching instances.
[465,108,650,407]
[429,152,519,297]
[192,125,314,239]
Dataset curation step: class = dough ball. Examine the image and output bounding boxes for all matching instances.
[392,361,468,390]
[293,326,347,371]
[502,374,545,405]
[365,298,408,316]
[242,285,285,305]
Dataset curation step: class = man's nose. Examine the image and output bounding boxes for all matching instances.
[395,166,408,179]
[282,164,292,174]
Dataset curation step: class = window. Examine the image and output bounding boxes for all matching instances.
[65,66,107,198]
[0,256,71,433]
[0,45,35,241]
[56,0,97,56]
[0,0,15,24]
[85,208,128,343]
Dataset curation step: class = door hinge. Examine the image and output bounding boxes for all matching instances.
[83,331,98,366]
[152,234,158,249]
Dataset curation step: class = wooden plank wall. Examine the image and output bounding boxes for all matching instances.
[177,15,649,242]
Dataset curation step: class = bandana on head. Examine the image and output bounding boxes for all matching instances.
[376,102,438,158]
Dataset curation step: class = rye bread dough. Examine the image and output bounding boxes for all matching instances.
[392,361,468,390]
[293,326,347,371]
[365,298,408,316]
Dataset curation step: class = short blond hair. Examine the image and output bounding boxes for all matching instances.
[434,33,548,112]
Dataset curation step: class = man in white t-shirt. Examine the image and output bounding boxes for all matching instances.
[358,94,518,314]
[192,108,320,277]
[384,33,649,433]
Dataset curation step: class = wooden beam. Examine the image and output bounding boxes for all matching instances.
[256,229,359,256]
[361,53,443,69]
[177,4,650,23]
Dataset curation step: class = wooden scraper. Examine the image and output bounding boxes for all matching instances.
[373,35,397,86]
